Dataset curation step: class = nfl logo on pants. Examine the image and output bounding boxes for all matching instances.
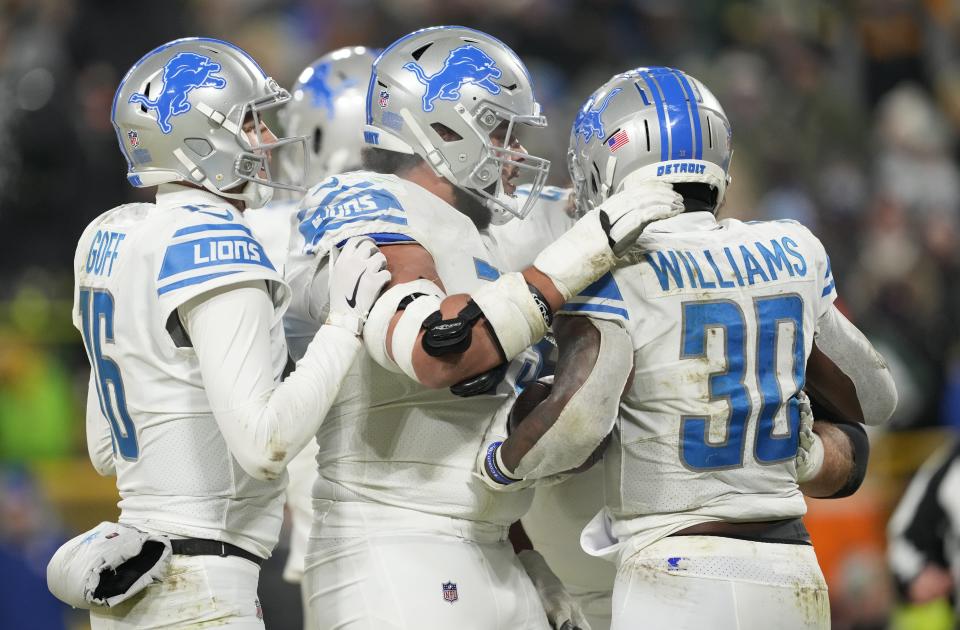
[442,581,458,603]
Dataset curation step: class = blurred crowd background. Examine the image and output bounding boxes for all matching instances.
[0,0,958,628]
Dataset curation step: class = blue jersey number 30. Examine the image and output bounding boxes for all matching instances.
[680,295,804,470]
[79,287,139,460]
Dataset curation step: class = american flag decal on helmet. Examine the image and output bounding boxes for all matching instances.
[442,581,459,603]
[607,129,629,152]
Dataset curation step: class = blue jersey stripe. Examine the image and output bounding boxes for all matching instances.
[473,257,501,281]
[579,272,623,300]
[672,69,703,159]
[821,279,835,297]
[639,71,669,162]
[173,223,252,238]
[560,302,630,320]
[334,232,416,248]
[157,270,241,295]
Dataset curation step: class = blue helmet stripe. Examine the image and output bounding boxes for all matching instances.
[639,71,669,162]
[671,69,703,159]
[651,68,694,161]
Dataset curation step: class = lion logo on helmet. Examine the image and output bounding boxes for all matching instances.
[573,87,621,145]
[403,44,502,113]
[128,51,227,134]
[299,61,357,119]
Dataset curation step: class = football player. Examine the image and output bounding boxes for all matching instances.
[66,38,389,628]
[288,26,685,629]
[244,45,379,630]
[479,67,897,629]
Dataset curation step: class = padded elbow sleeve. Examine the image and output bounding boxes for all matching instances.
[362,279,444,374]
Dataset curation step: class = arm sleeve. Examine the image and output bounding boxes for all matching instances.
[180,281,362,481]
[85,374,116,476]
[814,305,898,426]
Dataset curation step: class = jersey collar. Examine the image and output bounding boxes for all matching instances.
[155,184,233,210]
[645,210,720,233]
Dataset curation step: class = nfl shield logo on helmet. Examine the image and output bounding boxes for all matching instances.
[127,130,139,147]
[379,90,390,108]
[441,581,458,603]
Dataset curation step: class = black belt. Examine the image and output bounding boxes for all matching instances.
[170,538,264,566]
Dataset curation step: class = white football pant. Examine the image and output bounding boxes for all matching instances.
[303,500,551,630]
[89,554,263,629]
[610,535,829,630]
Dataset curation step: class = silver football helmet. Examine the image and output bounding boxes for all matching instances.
[568,66,732,215]
[365,26,550,223]
[112,37,307,207]
[279,46,377,186]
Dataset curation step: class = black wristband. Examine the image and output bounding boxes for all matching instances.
[825,422,870,499]
[526,283,554,327]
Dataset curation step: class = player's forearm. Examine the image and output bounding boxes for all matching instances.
[215,324,361,480]
[85,375,116,476]
[799,421,855,498]
[184,283,361,481]
[809,306,897,426]
[496,317,631,481]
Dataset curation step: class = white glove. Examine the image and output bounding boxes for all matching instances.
[598,181,684,255]
[518,549,592,630]
[47,522,171,609]
[325,237,391,335]
[796,391,825,483]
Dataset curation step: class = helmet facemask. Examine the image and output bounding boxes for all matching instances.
[221,83,308,207]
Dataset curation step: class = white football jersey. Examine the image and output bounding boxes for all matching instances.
[562,211,837,557]
[486,185,575,271]
[73,185,290,558]
[288,171,533,524]
[243,198,300,273]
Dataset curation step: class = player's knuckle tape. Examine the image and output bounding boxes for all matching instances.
[513,319,632,479]
[363,279,444,373]
[391,294,442,381]
[534,210,617,301]
[471,272,546,359]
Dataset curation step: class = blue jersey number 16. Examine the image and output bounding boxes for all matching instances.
[680,295,805,471]
[79,287,139,460]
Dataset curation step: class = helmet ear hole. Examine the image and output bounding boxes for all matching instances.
[312,127,323,155]
[430,123,463,142]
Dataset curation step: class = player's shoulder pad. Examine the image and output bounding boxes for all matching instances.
[75,203,153,268]
[295,171,417,255]
[154,200,283,302]
[557,271,631,323]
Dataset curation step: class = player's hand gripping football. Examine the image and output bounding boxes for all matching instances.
[795,391,825,483]
[518,549,592,630]
[326,237,391,336]
[597,181,684,255]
